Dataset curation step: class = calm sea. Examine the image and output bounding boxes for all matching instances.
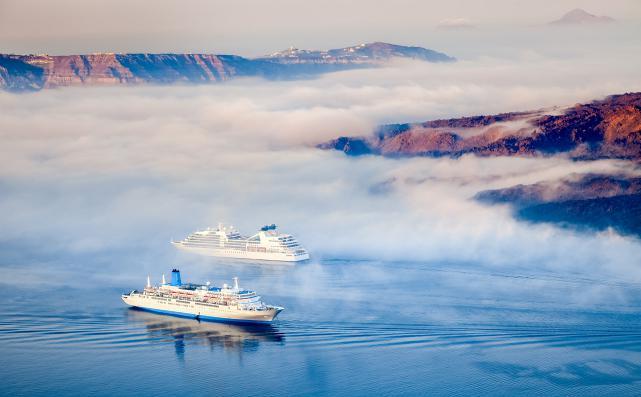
[2,257,641,396]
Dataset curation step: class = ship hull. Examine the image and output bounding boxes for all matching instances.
[172,243,310,262]
[122,294,282,324]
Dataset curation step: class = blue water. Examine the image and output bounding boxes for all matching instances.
[2,257,641,396]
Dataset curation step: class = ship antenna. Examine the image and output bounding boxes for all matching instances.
[147,275,151,288]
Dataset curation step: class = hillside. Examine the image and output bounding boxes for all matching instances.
[476,174,641,238]
[320,93,641,161]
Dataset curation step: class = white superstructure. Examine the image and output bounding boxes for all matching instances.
[122,269,283,324]
[172,223,310,262]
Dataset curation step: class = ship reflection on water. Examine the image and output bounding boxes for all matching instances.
[125,309,285,360]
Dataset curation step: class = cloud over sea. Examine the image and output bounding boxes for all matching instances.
[1,54,641,302]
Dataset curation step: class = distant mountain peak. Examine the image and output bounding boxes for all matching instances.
[549,8,615,25]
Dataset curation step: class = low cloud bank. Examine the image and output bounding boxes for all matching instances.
[1,55,641,303]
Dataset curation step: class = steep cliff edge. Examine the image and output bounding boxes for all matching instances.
[0,42,454,91]
[0,53,267,90]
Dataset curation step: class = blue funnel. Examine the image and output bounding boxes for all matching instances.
[171,269,182,286]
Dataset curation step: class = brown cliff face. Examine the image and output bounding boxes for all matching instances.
[321,93,641,161]
[22,54,136,87]
[0,43,455,91]
[530,94,641,158]
[381,130,459,154]
[0,53,288,91]
[15,53,239,88]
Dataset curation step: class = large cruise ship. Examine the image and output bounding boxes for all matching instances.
[122,269,284,324]
[172,223,310,262]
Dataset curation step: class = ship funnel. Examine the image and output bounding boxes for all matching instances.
[171,269,182,286]
[161,274,166,285]
[147,275,151,288]
[233,277,239,290]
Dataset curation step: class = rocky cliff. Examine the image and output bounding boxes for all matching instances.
[0,42,454,92]
[320,93,641,161]
[0,53,285,91]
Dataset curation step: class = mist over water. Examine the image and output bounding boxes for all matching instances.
[2,49,641,396]
[2,57,641,282]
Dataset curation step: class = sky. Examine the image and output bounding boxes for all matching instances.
[0,0,640,56]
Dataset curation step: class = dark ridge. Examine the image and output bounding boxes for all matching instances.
[318,137,376,156]
[517,193,641,238]
[475,173,641,238]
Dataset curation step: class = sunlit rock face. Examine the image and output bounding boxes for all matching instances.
[0,53,252,90]
[0,43,454,92]
[321,93,641,161]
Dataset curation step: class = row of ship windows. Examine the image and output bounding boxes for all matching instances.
[184,242,299,250]
[188,236,297,243]
[147,296,233,307]
[186,240,250,246]
[183,245,294,254]
[188,237,298,245]
[188,236,248,242]
[187,238,297,247]
[195,302,225,307]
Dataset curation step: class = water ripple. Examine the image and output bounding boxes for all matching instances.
[3,309,641,353]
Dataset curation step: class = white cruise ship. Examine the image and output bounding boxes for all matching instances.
[122,269,283,324]
[172,223,310,262]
